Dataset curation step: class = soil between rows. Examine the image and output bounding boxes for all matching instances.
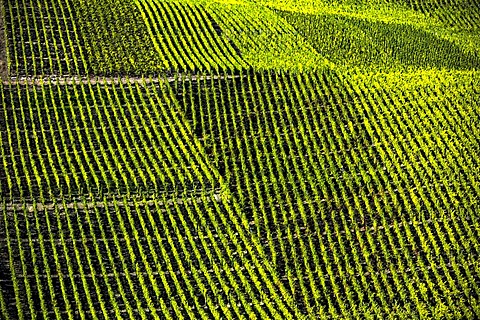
[0,0,8,80]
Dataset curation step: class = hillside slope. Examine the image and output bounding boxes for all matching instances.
[1,0,479,319]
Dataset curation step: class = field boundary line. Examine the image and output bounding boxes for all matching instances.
[2,74,242,86]
[1,190,223,213]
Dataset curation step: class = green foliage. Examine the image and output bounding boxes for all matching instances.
[72,0,165,74]
[3,0,88,76]
[278,11,480,71]
[205,2,330,71]
[1,0,480,319]
[381,0,480,31]
[253,0,480,58]
[133,0,249,72]
[174,68,480,318]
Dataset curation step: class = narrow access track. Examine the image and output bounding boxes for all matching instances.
[2,74,243,86]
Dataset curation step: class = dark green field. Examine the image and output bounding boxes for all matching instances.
[1,0,479,318]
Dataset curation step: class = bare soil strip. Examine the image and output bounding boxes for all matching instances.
[2,74,242,86]
[0,0,8,80]
[1,190,223,213]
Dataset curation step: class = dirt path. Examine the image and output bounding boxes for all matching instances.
[1,189,223,213]
[3,74,242,86]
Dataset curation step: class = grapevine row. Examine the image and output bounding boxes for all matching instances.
[173,68,480,317]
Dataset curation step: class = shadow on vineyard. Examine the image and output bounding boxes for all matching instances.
[173,68,480,316]
[4,0,89,77]
[0,81,215,200]
[279,11,480,71]
[1,0,480,318]
[384,0,480,30]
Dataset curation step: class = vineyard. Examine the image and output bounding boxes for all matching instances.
[0,0,479,319]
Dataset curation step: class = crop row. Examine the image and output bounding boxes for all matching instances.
[4,0,88,77]
[384,0,480,30]
[172,68,480,317]
[0,192,299,319]
[0,72,306,318]
[0,79,218,200]
[204,2,326,71]
[3,0,247,77]
[133,0,248,73]
[2,66,479,319]
[277,10,480,72]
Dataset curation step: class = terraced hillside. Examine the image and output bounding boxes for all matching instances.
[0,0,479,319]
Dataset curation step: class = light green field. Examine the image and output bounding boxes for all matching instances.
[0,0,479,319]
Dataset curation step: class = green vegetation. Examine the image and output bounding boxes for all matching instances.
[132,0,248,72]
[382,0,480,30]
[254,0,480,56]
[206,2,328,71]
[3,0,87,76]
[73,0,166,74]
[1,0,479,319]
[278,11,480,71]
[175,68,480,317]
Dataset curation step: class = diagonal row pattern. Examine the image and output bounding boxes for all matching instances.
[4,0,88,77]
[133,0,248,72]
[0,192,293,319]
[0,77,301,319]
[2,0,247,77]
[1,0,480,318]
[386,0,480,30]
[0,80,213,200]
[173,68,480,317]
[277,11,480,71]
